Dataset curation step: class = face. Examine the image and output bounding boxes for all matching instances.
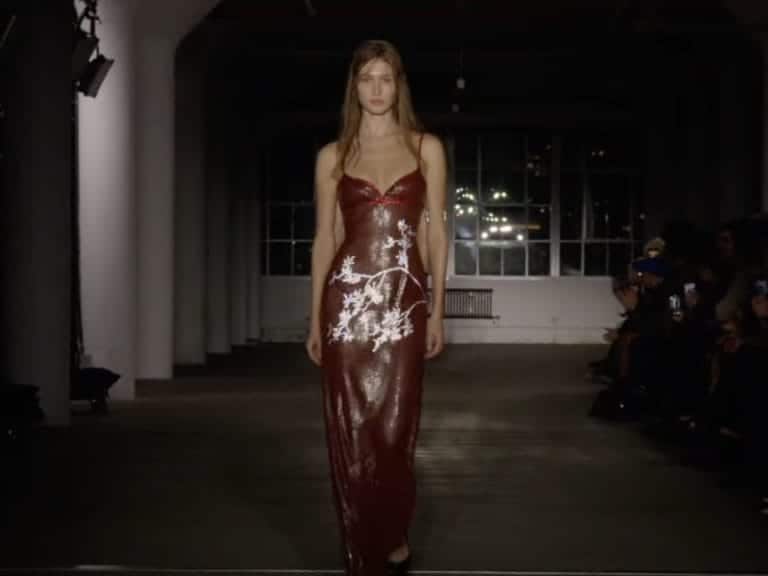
[752,294,768,319]
[717,230,735,259]
[356,58,397,116]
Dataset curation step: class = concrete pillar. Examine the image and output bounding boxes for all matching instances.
[136,34,175,378]
[79,0,219,391]
[247,155,264,341]
[174,30,209,365]
[205,56,233,355]
[78,0,137,400]
[1,1,73,426]
[762,36,768,213]
[230,166,249,347]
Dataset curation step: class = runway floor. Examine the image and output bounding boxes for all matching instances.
[2,343,767,574]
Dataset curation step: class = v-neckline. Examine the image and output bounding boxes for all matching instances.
[342,167,422,198]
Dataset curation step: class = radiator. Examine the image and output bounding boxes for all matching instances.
[428,288,495,319]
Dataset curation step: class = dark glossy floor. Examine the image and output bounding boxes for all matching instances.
[2,343,767,575]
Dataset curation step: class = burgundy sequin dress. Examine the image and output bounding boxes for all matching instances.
[320,146,428,576]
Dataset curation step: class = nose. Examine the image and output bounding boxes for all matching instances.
[373,79,382,96]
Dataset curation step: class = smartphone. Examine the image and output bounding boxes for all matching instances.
[684,282,696,295]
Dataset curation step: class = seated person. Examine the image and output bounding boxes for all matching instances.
[610,257,672,411]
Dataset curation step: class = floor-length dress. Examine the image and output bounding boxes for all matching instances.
[320,147,428,576]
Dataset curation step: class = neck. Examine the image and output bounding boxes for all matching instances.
[358,111,400,139]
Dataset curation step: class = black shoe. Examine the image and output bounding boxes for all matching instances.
[386,553,411,575]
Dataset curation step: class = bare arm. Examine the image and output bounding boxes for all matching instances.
[421,134,448,319]
[309,143,343,334]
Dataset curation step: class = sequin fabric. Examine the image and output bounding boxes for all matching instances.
[320,165,428,576]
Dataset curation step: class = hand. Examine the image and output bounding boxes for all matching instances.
[306,327,323,367]
[424,316,445,359]
[618,287,639,311]
[603,328,618,343]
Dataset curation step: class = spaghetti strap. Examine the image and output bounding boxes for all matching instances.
[417,132,425,174]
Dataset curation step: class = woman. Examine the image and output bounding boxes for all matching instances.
[305,40,448,576]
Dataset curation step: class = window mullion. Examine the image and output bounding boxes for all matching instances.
[551,135,561,277]
[476,134,482,276]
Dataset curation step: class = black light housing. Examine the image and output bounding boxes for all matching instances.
[77,53,114,98]
[72,28,98,79]
[73,0,113,98]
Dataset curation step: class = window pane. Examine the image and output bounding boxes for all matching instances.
[560,243,582,276]
[479,206,527,242]
[585,243,608,276]
[479,245,502,275]
[561,135,582,172]
[269,206,292,239]
[454,205,477,240]
[526,134,552,204]
[587,174,630,239]
[502,245,526,276]
[455,242,477,275]
[529,243,550,276]
[560,173,583,240]
[608,243,631,278]
[529,206,550,240]
[294,242,312,276]
[293,205,315,240]
[482,133,524,204]
[455,170,479,205]
[587,134,630,171]
[269,242,291,275]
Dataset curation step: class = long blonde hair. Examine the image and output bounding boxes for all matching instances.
[335,40,423,178]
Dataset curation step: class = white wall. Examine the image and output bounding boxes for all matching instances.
[259,276,621,344]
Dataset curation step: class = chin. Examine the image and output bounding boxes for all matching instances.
[363,100,392,111]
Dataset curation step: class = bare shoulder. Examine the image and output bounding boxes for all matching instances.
[419,132,444,156]
[316,140,339,175]
[416,132,445,171]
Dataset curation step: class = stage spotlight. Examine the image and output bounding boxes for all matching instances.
[72,28,98,79]
[77,54,114,98]
[73,0,113,98]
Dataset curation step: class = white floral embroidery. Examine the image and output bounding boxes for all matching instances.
[327,219,427,351]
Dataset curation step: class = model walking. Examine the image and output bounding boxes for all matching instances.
[306,39,448,576]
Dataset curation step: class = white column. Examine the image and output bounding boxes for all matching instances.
[136,34,175,378]
[174,31,209,365]
[135,1,220,374]
[231,175,249,347]
[247,156,264,341]
[79,0,220,395]
[78,0,137,400]
[205,110,232,355]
